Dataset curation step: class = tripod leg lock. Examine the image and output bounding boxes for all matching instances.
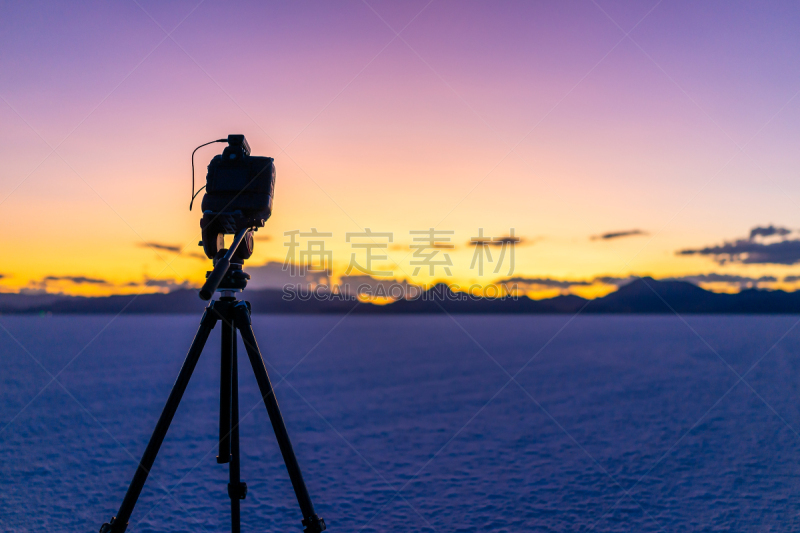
[228,481,247,500]
[302,514,326,533]
[233,301,252,325]
[99,517,127,533]
[200,305,220,329]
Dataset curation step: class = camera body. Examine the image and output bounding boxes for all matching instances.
[200,135,275,260]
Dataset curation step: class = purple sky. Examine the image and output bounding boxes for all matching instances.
[2,1,800,295]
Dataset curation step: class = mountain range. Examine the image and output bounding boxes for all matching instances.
[4,277,800,314]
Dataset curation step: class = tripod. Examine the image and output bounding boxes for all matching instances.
[99,260,326,533]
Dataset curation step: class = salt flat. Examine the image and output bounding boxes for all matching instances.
[2,314,800,532]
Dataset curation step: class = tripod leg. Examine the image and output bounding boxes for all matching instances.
[233,302,326,533]
[218,314,233,464]
[228,326,246,533]
[100,305,219,533]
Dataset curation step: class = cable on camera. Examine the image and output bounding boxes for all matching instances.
[190,138,227,210]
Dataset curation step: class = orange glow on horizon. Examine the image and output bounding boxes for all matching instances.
[3,2,800,298]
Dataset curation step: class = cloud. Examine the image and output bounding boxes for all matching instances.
[19,287,50,295]
[596,273,779,289]
[138,242,207,261]
[499,275,649,289]
[469,235,525,247]
[468,234,528,247]
[24,274,110,293]
[143,278,194,291]
[594,275,640,287]
[0,274,5,279]
[503,274,781,291]
[784,275,800,283]
[23,274,195,294]
[664,273,777,283]
[678,225,800,265]
[749,225,791,240]
[254,234,271,241]
[591,229,648,241]
[662,273,777,289]
[139,242,181,253]
[245,261,328,290]
[679,238,800,265]
[43,275,108,284]
[498,276,592,289]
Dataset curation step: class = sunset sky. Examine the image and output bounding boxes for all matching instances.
[3,0,800,298]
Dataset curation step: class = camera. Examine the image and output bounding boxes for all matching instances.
[199,134,275,260]
[99,134,325,533]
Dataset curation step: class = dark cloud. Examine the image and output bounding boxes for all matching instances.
[679,225,800,265]
[144,278,194,291]
[19,287,50,295]
[245,261,329,290]
[665,273,776,283]
[508,274,781,290]
[138,242,206,260]
[43,275,108,285]
[0,274,5,279]
[25,275,196,293]
[663,273,777,288]
[591,229,647,241]
[498,276,592,289]
[493,235,522,245]
[500,275,646,289]
[594,275,640,286]
[784,275,800,283]
[254,234,271,241]
[493,273,783,291]
[139,242,181,253]
[749,225,791,240]
[679,238,800,265]
[470,235,525,247]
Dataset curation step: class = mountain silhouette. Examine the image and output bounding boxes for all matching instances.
[4,277,800,314]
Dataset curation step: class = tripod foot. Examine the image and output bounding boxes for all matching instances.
[99,516,126,533]
[302,514,326,533]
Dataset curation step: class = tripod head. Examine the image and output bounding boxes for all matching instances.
[199,226,252,300]
[193,134,274,300]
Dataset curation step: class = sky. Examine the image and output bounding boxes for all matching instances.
[2,0,800,298]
